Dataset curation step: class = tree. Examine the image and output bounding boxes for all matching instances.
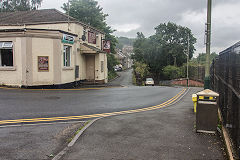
[192,52,218,65]
[153,22,196,66]
[163,65,182,80]
[132,32,147,62]
[133,61,150,85]
[0,0,42,12]
[107,54,118,72]
[132,22,197,81]
[107,53,119,80]
[62,0,117,53]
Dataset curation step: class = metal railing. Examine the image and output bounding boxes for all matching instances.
[210,42,240,158]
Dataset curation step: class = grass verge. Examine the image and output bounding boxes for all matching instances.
[67,121,90,143]
[108,71,118,81]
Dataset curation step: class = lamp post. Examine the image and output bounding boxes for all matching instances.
[204,0,212,89]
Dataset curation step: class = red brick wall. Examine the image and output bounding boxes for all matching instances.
[171,79,204,87]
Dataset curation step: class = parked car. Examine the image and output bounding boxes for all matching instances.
[145,78,154,86]
[114,65,122,71]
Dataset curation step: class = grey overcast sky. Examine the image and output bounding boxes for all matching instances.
[41,0,240,55]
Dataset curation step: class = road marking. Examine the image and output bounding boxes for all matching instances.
[0,120,87,128]
[0,88,186,126]
[0,86,123,91]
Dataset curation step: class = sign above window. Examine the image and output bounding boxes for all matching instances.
[0,42,13,49]
[62,34,75,44]
[88,31,96,44]
[103,40,111,53]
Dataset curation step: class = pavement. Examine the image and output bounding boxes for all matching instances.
[61,87,227,160]
[0,122,86,160]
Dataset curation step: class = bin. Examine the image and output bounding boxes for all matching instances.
[196,89,219,133]
[192,94,197,113]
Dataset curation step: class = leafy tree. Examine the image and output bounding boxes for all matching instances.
[0,0,42,12]
[132,32,148,62]
[62,0,117,53]
[163,65,182,80]
[133,61,150,85]
[107,54,119,72]
[132,22,197,81]
[107,53,119,80]
[192,52,218,65]
[153,22,196,66]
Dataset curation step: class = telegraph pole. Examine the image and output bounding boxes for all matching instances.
[204,0,212,89]
[68,0,70,31]
[187,34,190,87]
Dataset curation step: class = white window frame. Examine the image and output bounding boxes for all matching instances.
[0,41,14,68]
[63,45,71,67]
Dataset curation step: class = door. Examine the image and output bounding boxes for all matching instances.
[86,55,95,81]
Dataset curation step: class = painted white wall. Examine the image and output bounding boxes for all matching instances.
[0,37,23,87]
[32,38,54,85]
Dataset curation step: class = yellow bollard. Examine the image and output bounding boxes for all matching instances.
[192,94,197,113]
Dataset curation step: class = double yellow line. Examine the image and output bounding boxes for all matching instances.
[0,88,187,126]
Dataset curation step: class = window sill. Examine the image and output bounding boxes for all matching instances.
[0,66,16,71]
[62,67,74,71]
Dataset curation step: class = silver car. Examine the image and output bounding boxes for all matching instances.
[145,78,154,86]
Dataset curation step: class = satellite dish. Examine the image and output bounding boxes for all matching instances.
[82,35,86,41]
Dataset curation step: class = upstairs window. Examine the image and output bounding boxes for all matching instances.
[0,42,13,67]
[63,45,71,67]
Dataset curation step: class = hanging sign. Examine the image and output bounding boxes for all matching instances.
[62,34,74,44]
[38,56,49,72]
[103,40,111,53]
[88,31,96,44]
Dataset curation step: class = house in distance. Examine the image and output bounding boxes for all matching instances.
[0,9,108,88]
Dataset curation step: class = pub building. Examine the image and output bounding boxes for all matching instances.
[0,9,108,88]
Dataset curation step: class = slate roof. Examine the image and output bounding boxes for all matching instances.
[0,9,78,25]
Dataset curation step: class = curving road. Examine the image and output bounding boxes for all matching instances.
[108,69,134,86]
[0,70,183,121]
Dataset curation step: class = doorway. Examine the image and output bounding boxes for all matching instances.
[86,55,95,81]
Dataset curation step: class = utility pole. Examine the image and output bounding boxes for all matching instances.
[187,34,190,87]
[205,0,212,89]
[68,0,70,31]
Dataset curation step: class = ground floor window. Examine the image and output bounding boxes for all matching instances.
[63,45,71,67]
[0,42,13,67]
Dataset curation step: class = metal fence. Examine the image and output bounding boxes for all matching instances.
[210,42,240,158]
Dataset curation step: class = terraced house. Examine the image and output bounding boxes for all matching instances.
[0,9,108,87]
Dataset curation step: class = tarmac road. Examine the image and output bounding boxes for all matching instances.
[0,69,182,121]
[0,70,226,160]
[108,69,134,86]
[0,69,187,160]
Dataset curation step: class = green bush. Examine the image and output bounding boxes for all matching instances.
[108,70,118,81]
[163,65,182,80]
[133,61,150,79]
[133,61,150,85]
[107,54,119,72]
[107,54,119,81]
